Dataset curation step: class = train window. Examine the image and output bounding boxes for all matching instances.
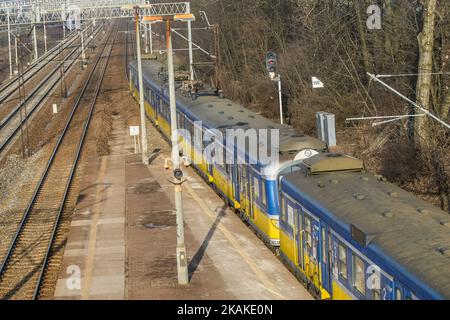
[338,243,348,280]
[372,287,381,300]
[165,103,169,119]
[287,205,294,227]
[177,112,183,129]
[188,121,194,140]
[261,180,267,207]
[395,288,402,300]
[253,177,260,199]
[305,217,312,249]
[352,254,366,296]
[281,197,286,223]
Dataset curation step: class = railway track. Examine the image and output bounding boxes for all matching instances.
[0,26,103,157]
[0,28,80,106]
[0,24,119,300]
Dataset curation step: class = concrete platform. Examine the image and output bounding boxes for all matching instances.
[53,114,313,300]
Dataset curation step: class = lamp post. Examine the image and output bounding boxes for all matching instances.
[143,12,196,286]
[186,2,194,80]
[134,7,149,165]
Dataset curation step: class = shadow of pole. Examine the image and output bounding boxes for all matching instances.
[188,204,227,281]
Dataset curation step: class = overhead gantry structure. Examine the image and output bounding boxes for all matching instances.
[0,1,192,79]
[0,1,190,27]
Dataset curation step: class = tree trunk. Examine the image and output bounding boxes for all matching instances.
[416,0,438,142]
[354,0,371,76]
[384,0,394,62]
[440,3,450,120]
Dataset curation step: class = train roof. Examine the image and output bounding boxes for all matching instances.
[129,60,326,159]
[281,154,450,299]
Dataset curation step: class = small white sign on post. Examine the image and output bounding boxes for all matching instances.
[312,77,324,89]
[52,104,58,114]
[130,126,140,154]
[130,126,140,136]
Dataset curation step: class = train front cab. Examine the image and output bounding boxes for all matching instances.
[279,182,425,300]
[188,131,282,247]
[232,163,281,246]
[279,190,401,300]
[173,110,284,247]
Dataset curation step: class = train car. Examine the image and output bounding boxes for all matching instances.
[279,152,450,300]
[128,59,327,247]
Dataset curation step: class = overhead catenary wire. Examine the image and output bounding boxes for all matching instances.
[366,72,450,130]
[375,72,450,78]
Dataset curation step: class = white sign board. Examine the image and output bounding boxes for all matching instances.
[129,126,140,136]
[312,77,324,89]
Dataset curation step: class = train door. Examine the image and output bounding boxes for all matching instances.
[248,172,255,220]
[320,224,332,295]
[393,282,407,300]
[233,164,240,204]
[239,165,248,215]
[156,97,161,125]
[296,208,305,271]
[303,212,320,290]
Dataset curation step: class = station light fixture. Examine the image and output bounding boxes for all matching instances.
[142,13,195,23]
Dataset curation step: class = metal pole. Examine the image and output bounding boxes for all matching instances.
[166,19,189,285]
[187,2,194,80]
[14,35,19,72]
[33,24,38,61]
[144,22,149,54]
[135,9,149,165]
[80,29,86,66]
[44,15,48,53]
[59,39,67,99]
[149,23,153,54]
[7,10,13,78]
[62,2,66,42]
[278,75,284,125]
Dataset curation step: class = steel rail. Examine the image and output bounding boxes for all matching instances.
[0,26,103,154]
[0,24,117,300]
[0,31,91,129]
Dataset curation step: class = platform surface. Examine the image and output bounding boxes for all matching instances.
[53,114,313,300]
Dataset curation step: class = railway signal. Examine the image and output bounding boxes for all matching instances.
[266,51,284,125]
[265,51,277,79]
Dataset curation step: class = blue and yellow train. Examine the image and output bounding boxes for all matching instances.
[129,59,450,300]
[129,60,327,247]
